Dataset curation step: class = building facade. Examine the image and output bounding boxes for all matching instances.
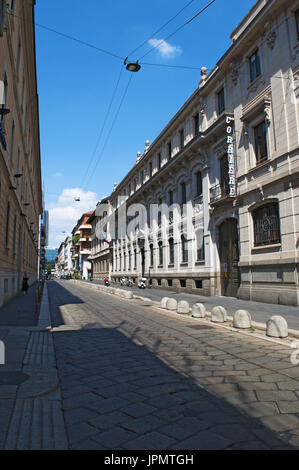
[0,0,42,306]
[88,198,112,281]
[104,0,299,306]
[71,212,93,279]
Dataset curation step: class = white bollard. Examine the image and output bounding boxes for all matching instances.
[161,297,170,309]
[166,298,178,311]
[266,315,288,338]
[211,306,227,323]
[233,310,252,329]
[192,303,206,318]
[177,300,190,314]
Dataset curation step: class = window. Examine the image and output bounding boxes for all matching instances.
[149,161,152,177]
[21,75,25,110]
[296,9,299,40]
[179,129,184,150]
[1,73,8,123]
[194,113,199,136]
[181,235,188,263]
[169,190,173,221]
[217,88,225,114]
[134,249,137,269]
[196,171,202,196]
[149,244,154,267]
[169,238,174,265]
[181,182,186,204]
[16,147,20,174]
[158,241,163,266]
[167,142,171,161]
[16,36,21,77]
[254,121,268,164]
[249,50,261,82]
[196,229,205,261]
[158,198,162,226]
[252,203,281,247]
[140,170,144,185]
[157,153,161,169]
[12,212,16,255]
[5,201,10,248]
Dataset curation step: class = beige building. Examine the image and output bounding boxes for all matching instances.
[0,0,42,306]
[88,198,112,281]
[103,0,299,306]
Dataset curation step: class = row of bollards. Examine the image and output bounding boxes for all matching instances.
[160,297,289,339]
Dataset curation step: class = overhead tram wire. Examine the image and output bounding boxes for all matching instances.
[7,9,215,74]
[80,62,125,190]
[126,0,198,59]
[138,0,217,61]
[86,73,134,187]
[7,11,125,62]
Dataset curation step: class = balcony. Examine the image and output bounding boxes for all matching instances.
[210,183,235,205]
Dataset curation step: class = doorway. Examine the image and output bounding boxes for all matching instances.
[219,218,240,297]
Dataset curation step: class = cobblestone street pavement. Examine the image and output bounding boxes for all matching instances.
[48,281,299,450]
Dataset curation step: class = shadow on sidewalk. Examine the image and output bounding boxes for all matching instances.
[0,283,39,326]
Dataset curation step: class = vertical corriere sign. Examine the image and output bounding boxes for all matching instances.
[226,116,236,197]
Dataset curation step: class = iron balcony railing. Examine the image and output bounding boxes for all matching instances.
[210,183,231,203]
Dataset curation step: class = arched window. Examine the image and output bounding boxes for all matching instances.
[196,229,205,261]
[169,238,174,265]
[181,235,188,263]
[5,200,10,248]
[149,244,154,267]
[158,241,163,266]
[134,249,137,269]
[252,202,280,246]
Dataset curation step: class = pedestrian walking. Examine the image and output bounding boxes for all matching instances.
[22,272,29,295]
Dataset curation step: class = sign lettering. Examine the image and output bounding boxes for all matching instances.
[226,116,236,197]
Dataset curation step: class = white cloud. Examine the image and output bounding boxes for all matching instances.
[148,38,182,58]
[54,172,63,178]
[47,188,98,248]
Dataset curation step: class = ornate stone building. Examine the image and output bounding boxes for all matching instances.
[97,0,299,306]
[88,197,112,281]
[0,0,42,306]
[71,212,93,280]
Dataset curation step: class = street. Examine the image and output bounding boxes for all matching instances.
[44,280,299,449]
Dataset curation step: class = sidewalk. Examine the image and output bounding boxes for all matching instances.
[0,283,39,326]
[0,284,38,448]
[0,282,67,449]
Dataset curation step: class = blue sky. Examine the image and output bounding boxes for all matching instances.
[35,0,256,248]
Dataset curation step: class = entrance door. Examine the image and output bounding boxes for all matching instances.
[219,218,240,297]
